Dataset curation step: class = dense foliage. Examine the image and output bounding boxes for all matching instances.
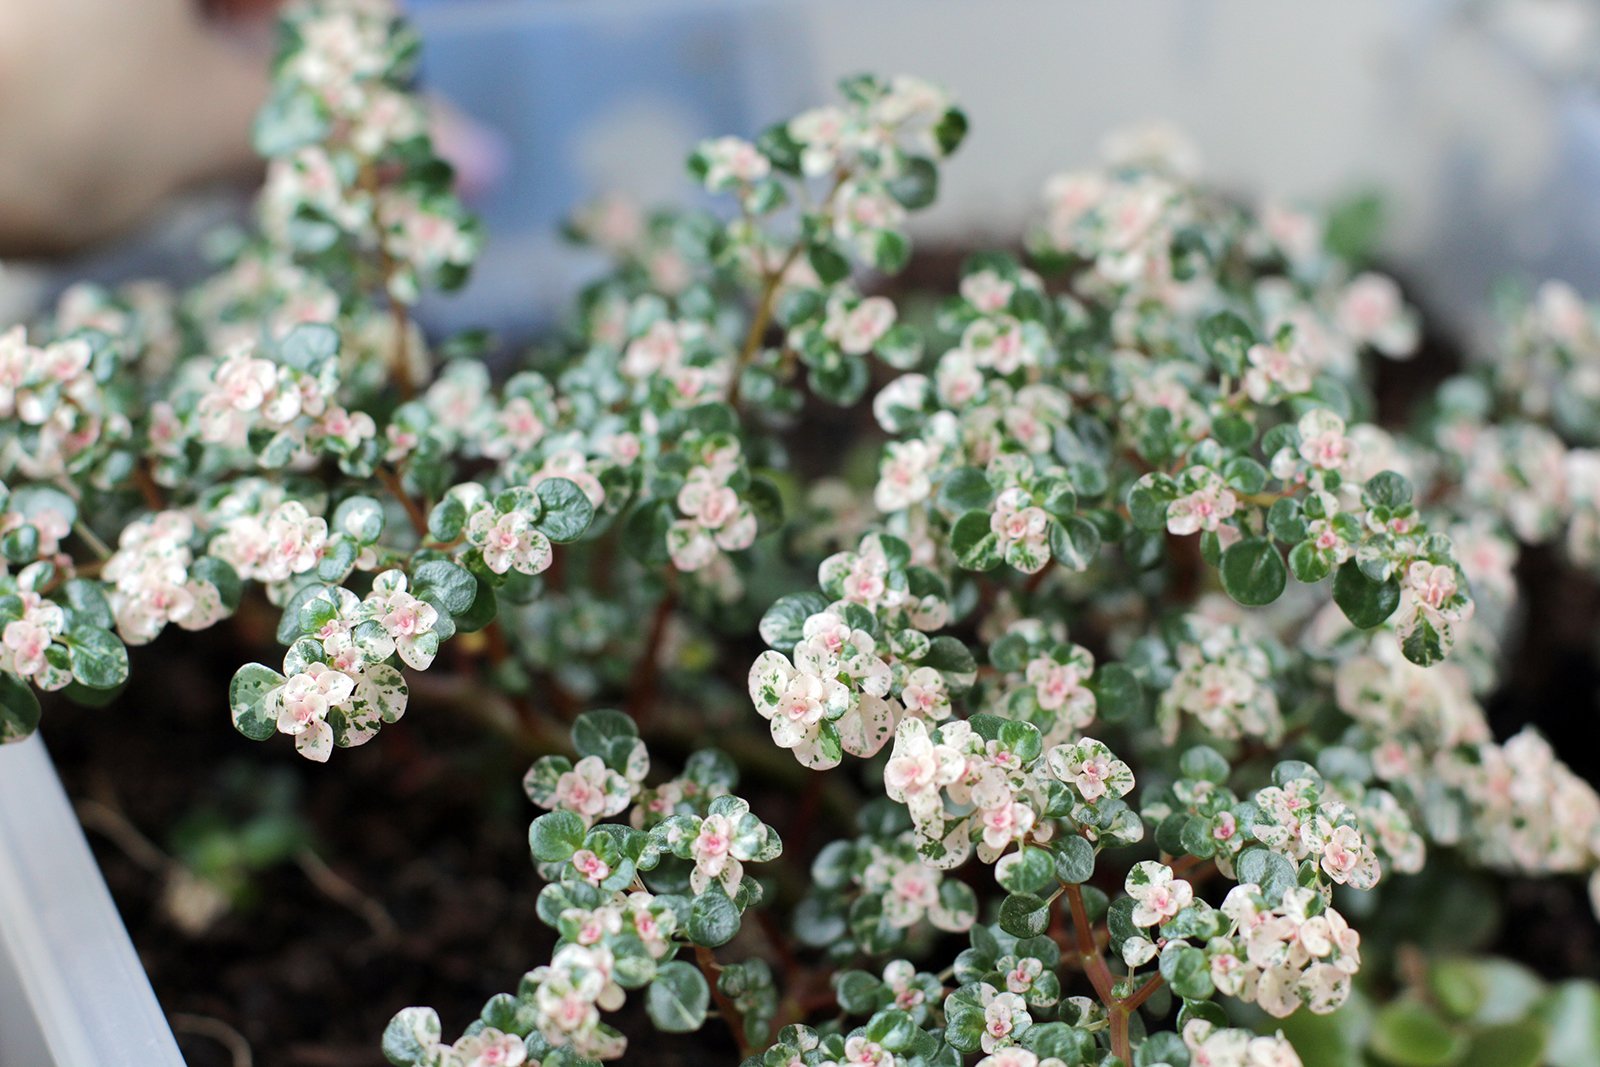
[5,3,1600,1066]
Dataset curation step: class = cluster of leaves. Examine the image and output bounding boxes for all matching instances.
[385,710,781,1065]
[1274,954,1600,1067]
[7,3,1600,1067]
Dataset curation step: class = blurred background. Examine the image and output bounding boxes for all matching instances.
[8,0,1600,343]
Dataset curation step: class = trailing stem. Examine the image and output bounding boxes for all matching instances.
[1062,882,1166,1063]
[624,586,677,727]
[695,944,752,1058]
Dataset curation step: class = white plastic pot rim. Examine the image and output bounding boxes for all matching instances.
[0,735,184,1067]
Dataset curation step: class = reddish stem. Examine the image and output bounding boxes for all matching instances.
[1063,883,1116,1004]
[377,467,429,538]
[694,945,751,1057]
[1122,973,1165,1011]
[624,588,676,727]
[134,459,166,512]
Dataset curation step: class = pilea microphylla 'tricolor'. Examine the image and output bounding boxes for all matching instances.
[5,2,1600,1066]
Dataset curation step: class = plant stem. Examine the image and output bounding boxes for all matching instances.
[726,170,849,408]
[726,254,797,409]
[134,458,166,511]
[1060,878,1169,1062]
[72,520,112,561]
[1110,1006,1132,1063]
[169,1013,254,1067]
[359,162,416,401]
[294,847,398,942]
[1122,973,1165,1012]
[377,466,429,538]
[695,944,751,1057]
[1063,883,1115,1004]
[624,587,676,727]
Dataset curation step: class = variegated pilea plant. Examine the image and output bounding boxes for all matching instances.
[5,3,1600,1066]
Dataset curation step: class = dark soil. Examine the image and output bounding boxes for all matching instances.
[46,624,733,1067]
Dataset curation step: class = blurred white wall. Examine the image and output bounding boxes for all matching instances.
[800,0,1580,332]
[15,0,1600,342]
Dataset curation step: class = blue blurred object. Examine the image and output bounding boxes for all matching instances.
[408,0,815,337]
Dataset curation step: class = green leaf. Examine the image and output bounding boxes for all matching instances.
[1198,311,1255,377]
[277,322,340,370]
[8,485,77,528]
[253,87,330,157]
[1324,190,1385,263]
[412,559,477,616]
[529,811,587,863]
[1223,456,1268,495]
[1179,745,1230,784]
[864,1008,918,1052]
[427,495,467,542]
[1106,896,1138,949]
[317,538,358,583]
[997,846,1057,896]
[229,663,286,742]
[776,287,823,327]
[1364,470,1414,509]
[1401,615,1447,667]
[381,1006,442,1066]
[922,636,977,692]
[871,230,911,275]
[0,672,42,743]
[66,627,128,689]
[622,498,674,566]
[1137,1032,1187,1067]
[1049,515,1101,572]
[1092,663,1145,724]
[688,887,741,947]
[935,107,969,155]
[1180,816,1219,859]
[1159,943,1214,1001]
[1054,835,1095,884]
[1539,980,1600,1067]
[1268,497,1308,543]
[939,468,995,515]
[1236,847,1296,900]
[1270,991,1373,1067]
[1156,813,1192,856]
[1446,959,1543,1026]
[808,242,851,286]
[533,477,595,543]
[1219,538,1287,606]
[998,893,1049,938]
[1333,562,1400,628]
[1127,481,1173,532]
[834,970,885,1014]
[810,356,870,406]
[1369,999,1469,1067]
[333,495,386,544]
[452,574,497,633]
[887,157,938,210]
[1,526,38,565]
[276,582,331,645]
[951,510,1000,571]
[188,558,242,611]
[1458,1022,1545,1067]
[746,476,784,534]
[758,592,831,652]
[646,960,710,1033]
[1289,540,1333,583]
[62,580,113,629]
[572,709,639,760]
